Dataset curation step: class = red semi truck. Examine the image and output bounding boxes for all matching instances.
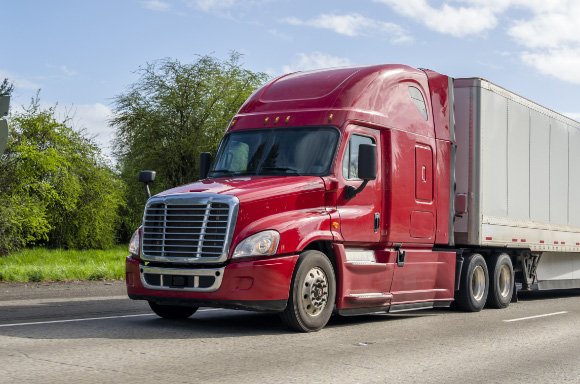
[126,64,580,332]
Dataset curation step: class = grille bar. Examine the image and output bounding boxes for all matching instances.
[140,194,239,264]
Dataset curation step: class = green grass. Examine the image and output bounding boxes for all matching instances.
[0,246,128,282]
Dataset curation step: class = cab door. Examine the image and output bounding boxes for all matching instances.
[337,126,382,244]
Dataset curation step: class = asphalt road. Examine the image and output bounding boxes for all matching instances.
[0,281,579,384]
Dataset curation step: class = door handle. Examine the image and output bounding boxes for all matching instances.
[395,244,406,267]
[374,213,380,233]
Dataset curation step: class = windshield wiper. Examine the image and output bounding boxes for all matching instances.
[260,166,301,175]
[209,169,254,177]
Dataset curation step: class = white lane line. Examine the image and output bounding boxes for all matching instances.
[503,311,568,323]
[0,296,129,307]
[0,308,225,328]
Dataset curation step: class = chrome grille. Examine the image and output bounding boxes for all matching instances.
[141,194,238,264]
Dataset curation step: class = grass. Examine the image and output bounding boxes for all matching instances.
[0,245,128,282]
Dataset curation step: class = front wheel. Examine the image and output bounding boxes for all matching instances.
[454,253,489,312]
[148,302,198,319]
[280,250,336,332]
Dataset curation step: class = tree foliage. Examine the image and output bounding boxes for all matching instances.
[0,78,13,97]
[0,96,125,255]
[112,52,268,238]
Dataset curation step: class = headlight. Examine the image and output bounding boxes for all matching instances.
[129,228,140,257]
[232,230,280,259]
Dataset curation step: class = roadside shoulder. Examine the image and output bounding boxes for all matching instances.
[0,280,126,301]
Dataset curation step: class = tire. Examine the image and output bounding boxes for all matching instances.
[280,250,336,332]
[486,253,514,309]
[148,301,198,319]
[454,253,489,312]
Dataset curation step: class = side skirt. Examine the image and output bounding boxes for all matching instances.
[389,300,452,313]
[336,300,453,316]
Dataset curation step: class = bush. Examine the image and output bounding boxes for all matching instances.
[0,96,126,255]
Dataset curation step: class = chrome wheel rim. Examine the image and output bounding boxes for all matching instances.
[498,264,512,298]
[301,267,329,317]
[472,265,486,302]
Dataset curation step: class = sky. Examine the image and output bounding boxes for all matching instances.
[2,0,580,157]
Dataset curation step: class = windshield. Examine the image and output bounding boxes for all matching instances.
[209,127,339,177]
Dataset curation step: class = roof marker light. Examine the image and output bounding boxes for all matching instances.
[275,116,280,124]
[328,113,334,123]
[285,116,290,124]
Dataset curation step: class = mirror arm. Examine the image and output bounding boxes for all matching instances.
[144,183,151,199]
[344,179,369,200]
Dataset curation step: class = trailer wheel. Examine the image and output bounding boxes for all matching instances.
[148,302,198,319]
[455,253,488,312]
[486,253,514,309]
[280,250,336,332]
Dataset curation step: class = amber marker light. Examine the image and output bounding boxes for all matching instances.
[275,116,280,124]
[264,117,270,125]
[285,116,290,124]
[328,113,334,123]
[332,221,340,230]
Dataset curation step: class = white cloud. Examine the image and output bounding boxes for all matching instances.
[507,2,580,49]
[142,0,170,11]
[374,0,498,37]
[521,48,580,84]
[0,69,41,90]
[282,52,353,74]
[187,0,237,12]
[375,0,580,84]
[9,100,115,158]
[268,29,292,41]
[58,103,115,157]
[284,13,411,43]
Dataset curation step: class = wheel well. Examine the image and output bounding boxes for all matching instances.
[302,241,336,275]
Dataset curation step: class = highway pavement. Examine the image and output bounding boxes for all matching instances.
[0,281,579,384]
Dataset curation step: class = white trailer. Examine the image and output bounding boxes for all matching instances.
[453,78,580,290]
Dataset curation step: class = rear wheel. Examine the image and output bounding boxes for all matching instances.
[280,250,336,332]
[455,253,488,312]
[486,253,514,309]
[148,302,198,319]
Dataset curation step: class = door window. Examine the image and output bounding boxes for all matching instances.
[342,134,375,180]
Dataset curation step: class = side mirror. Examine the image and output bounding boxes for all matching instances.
[345,144,377,200]
[199,152,212,179]
[357,144,377,180]
[138,170,156,199]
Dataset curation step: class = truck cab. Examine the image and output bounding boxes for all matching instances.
[126,64,461,331]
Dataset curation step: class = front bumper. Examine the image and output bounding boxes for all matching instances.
[126,254,299,312]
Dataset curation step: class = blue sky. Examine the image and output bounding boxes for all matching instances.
[3,0,580,156]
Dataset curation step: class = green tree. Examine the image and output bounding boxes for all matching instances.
[0,96,125,255]
[112,52,268,238]
[0,78,14,97]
